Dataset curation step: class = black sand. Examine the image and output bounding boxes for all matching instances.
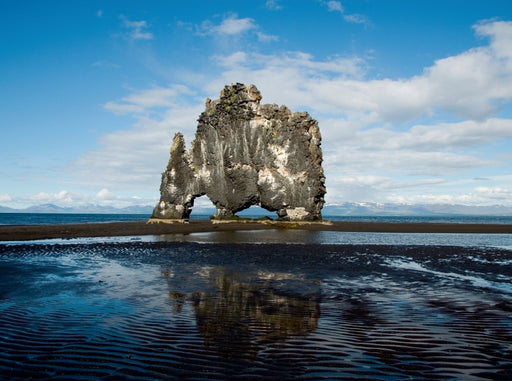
[0,219,511,241]
[0,241,511,379]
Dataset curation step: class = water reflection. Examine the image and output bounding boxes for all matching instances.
[157,229,512,248]
[159,229,324,244]
[163,266,321,358]
[2,242,511,379]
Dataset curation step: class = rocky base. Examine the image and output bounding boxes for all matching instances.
[211,218,333,228]
[146,218,190,224]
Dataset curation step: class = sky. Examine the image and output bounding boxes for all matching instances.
[1,0,512,210]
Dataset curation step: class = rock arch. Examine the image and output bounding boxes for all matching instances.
[151,83,326,221]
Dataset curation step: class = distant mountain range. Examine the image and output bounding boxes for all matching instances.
[0,203,154,214]
[322,202,512,216]
[1,202,512,216]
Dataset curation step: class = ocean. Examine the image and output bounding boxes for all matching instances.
[1,214,511,379]
[1,212,512,225]
[0,213,151,225]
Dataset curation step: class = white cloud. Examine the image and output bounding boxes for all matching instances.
[327,1,343,13]
[213,51,365,76]
[208,52,367,109]
[265,0,282,10]
[387,185,512,206]
[326,175,446,203]
[197,13,277,42]
[474,20,512,61]
[71,84,201,192]
[475,185,512,197]
[200,14,257,36]
[120,15,153,40]
[217,15,256,35]
[73,101,203,191]
[104,85,194,115]
[29,190,73,204]
[314,116,512,192]
[20,189,153,208]
[257,32,279,42]
[323,1,369,25]
[210,20,512,121]
[324,145,496,178]
[322,118,512,156]
[326,174,512,207]
[473,186,512,203]
[0,193,12,203]
[343,14,368,24]
[218,51,248,67]
[316,117,512,196]
[96,188,111,200]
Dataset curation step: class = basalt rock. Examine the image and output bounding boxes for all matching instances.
[151,83,326,221]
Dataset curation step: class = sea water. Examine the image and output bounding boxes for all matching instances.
[1,233,511,379]
[2,212,512,225]
[0,213,150,225]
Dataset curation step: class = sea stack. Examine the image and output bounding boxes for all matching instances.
[151,83,326,221]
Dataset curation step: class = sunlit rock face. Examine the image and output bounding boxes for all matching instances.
[152,83,326,221]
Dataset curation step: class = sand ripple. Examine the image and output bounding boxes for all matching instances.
[0,242,511,379]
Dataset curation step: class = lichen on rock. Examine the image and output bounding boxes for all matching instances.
[151,83,326,221]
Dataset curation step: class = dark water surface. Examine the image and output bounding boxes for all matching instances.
[2,212,512,225]
[1,239,511,380]
[0,213,150,225]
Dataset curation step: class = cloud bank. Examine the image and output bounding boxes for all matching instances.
[68,19,512,207]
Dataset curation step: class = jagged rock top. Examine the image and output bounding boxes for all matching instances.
[151,83,326,221]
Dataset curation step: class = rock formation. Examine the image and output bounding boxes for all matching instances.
[151,83,326,221]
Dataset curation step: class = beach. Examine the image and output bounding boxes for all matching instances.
[1,239,511,379]
[1,219,511,378]
[2,217,511,379]
[1,219,512,241]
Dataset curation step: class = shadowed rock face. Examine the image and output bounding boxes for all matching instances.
[152,83,326,221]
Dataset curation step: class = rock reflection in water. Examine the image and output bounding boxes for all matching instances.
[164,267,320,358]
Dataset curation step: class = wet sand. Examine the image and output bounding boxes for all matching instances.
[1,219,511,241]
[1,241,511,379]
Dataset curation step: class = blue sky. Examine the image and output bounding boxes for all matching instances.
[1,0,512,209]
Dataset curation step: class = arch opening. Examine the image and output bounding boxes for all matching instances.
[236,205,278,220]
[189,195,216,219]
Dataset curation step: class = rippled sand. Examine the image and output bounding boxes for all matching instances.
[1,242,511,379]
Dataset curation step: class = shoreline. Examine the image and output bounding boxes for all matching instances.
[1,220,512,241]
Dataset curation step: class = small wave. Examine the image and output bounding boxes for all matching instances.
[467,255,512,266]
[385,258,512,294]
